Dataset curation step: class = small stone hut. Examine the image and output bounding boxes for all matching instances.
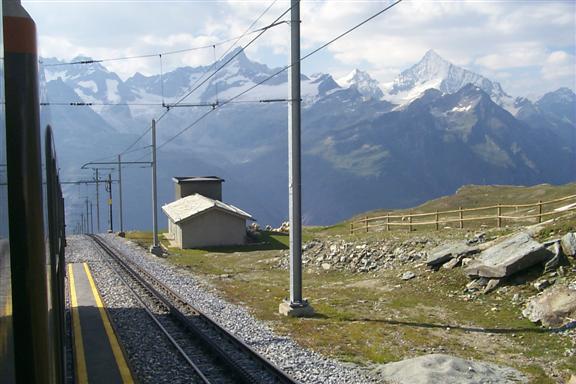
[162,176,253,248]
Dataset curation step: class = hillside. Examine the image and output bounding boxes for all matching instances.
[40,49,576,230]
[355,183,576,220]
[125,183,576,384]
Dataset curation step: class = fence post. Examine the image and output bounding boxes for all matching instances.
[459,206,463,229]
[350,222,353,235]
[386,213,390,231]
[538,200,542,224]
[435,210,439,231]
[497,204,501,228]
[365,216,368,233]
[408,211,412,232]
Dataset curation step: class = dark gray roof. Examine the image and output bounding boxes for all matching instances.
[172,176,225,183]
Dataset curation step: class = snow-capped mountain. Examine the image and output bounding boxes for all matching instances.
[337,69,384,100]
[383,50,512,110]
[40,48,575,230]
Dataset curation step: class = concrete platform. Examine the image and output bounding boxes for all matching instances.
[68,263,134,383]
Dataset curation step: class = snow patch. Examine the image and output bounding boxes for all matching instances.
[106,79,120,103]
[451,104,472,113]
[44,70,68,82]
[78,80,98,93]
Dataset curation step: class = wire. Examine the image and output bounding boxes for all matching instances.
[40,101,163,107]
[156,0,403,148]
[41,20,281,68]
[168,6,289,108]
[118,0,284,155]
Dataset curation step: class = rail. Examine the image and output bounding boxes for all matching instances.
[350,193,576,234]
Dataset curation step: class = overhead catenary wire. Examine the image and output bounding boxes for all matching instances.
[119,0,284,155]
[156,0,403,149]
[41,20,281,68]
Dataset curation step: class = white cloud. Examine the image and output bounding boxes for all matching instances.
[542,51,576,81]
[29,0,576,95]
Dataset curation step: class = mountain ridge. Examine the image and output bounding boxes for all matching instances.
[39,49,576,228]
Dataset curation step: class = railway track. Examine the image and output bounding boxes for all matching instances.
[88,234,299,384]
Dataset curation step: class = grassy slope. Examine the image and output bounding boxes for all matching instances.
[125,183,576,383]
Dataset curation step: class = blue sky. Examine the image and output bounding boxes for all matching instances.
[24,0,576,99]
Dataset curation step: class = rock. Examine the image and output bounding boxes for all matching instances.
[442,257,462,270]
[466,277,489,292]
[464,233,553,278]
[522,286,576,327]
[561,232,576,256]
[321,263,331,270]
[401,271,416,280]
[372,353,527,384]
[543,241,569,273]
[483,278,503,294]
[568,375,576,384]
[426,242,479,268]
[533,279,552,291]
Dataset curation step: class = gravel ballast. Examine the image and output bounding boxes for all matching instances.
[66,235,205,384]
[94,234,378,384]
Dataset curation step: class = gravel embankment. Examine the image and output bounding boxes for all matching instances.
[96,233,378,384]
[66,235,205,384]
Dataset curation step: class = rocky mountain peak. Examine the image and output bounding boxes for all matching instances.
[385,50,510,109]
[337,68,383,100]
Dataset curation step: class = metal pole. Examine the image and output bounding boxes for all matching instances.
[118,154,124,233]
[81,213,84,234]
[90,202,94,234]
[150,119,162,256]
[95,168,100,232]
[85,199,89,234]
[107,173,113,232]
[279,0,311,317]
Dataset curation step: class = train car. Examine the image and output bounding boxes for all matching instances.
[0,1,67,383]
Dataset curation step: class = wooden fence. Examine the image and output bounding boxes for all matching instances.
[350,194,576,234]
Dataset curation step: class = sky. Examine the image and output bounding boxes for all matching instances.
[24,0,576,99]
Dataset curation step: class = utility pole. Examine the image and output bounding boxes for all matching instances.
[90,201,94,234]
[85,199,90,234]
[150,119,162,256]
[95,168,100,232]
[118,154,124,235]
[279,0,314,317]
[81,160,150,235]
[106,173,113,232]
[81,213,84,234]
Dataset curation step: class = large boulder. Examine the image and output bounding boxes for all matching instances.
[372,354,527,384]
[561,232,576,257]
[426,242,479,268]
[464,233,552,278]
[522,286,576,327]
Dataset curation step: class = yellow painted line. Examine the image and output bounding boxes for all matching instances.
[68,264,89,384]
[83,263,134,383]
[0,298,12,353]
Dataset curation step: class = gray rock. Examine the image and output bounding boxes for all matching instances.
[561,232,576,256]
[483,278,503,294]
[372,353,527,384]
[543,241,569,273]
[466,277,489,292]
[464,233,553,278]
[523,286,576,327]
[401,271,416,280]
[533,279,552,291]
[426,242,479,268]
[442,257,462,270]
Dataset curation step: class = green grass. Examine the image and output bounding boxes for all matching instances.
[124,227,576,382]
[122,183,576,383]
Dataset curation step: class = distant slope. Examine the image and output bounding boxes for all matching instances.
[356,182,576,219]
